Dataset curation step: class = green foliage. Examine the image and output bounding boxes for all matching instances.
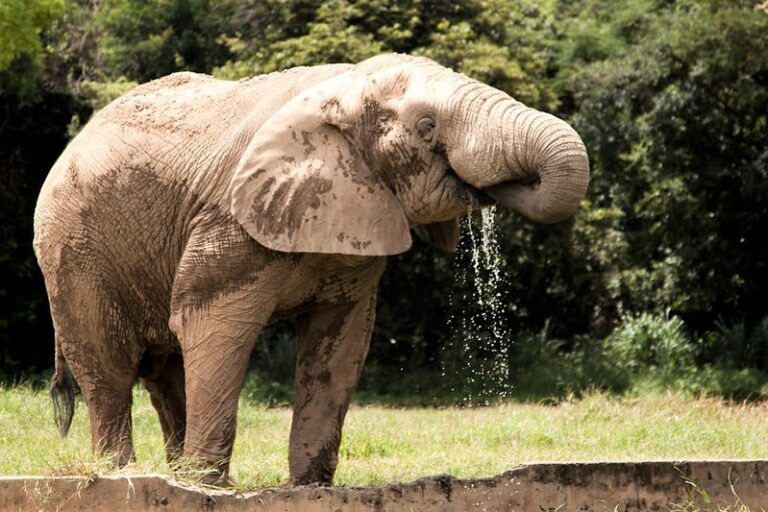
[681,366,768,401]
[96,0,235,81]
[608,313,695,373]
[79,77,139,110]
[553,0,665,85]
[0,0,65,98]
[701,316,768,371]
[215,0,384,77]
[567,1,768,320]
[213,0,555,107]
[506,326,630,401]
[0,0,65,70]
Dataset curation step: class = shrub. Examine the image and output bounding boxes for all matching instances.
[701,315,768,371]
[684,366,768,401]
[507,322,630,401]
[607,313,695,374]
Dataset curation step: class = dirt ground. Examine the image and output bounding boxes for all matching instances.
[3,460,767,511]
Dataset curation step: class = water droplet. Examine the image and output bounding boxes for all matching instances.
[442,206,513,405]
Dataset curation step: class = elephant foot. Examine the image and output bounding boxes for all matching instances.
[291,476,333,487]
[199,470,236,488]
[289,451,336,487]
[171,457,234,488]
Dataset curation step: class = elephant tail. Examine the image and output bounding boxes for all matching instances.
[50,337,76,438]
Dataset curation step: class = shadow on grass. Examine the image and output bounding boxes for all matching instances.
[240,364,768,409]
[6,357,768,409]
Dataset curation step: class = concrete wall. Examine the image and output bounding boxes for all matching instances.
[2,461,767,511]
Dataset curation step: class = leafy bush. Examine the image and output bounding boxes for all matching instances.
[240,373,293,407]
[683,366,768,401]
[568,1,768,324]
[509,328,629,401]
[242,324,295,406]
[607,313,695,374]
[700,316,768,371]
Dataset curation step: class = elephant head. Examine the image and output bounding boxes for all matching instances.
[229,54,589,255]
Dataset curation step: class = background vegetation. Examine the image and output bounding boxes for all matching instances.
[1,0,767,402]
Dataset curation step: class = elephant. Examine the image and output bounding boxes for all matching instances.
[33,53,589,486]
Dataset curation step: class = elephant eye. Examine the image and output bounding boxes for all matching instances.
[415,117,436,143]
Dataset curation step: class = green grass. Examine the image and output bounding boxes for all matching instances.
[1,383,767,490]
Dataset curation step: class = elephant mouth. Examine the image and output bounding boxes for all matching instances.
[475,187,497,207]
[444,165,495,209]
[447,165,538,211]
[482,173,543,211]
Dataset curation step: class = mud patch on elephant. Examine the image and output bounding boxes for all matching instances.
[356,98,395,154]
[356,97,429,190]
[295,438,340,485]
[293,299,358,402]
[320,97,345,123]
[247,174,333,239]
[318,370,332,385]
[46,166,193,334]
[264,178,296,218]
[300,130,317,157]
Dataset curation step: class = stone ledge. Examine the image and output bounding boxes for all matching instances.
[2,461,767,511]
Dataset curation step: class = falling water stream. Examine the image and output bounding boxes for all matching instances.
[443,206,512,405]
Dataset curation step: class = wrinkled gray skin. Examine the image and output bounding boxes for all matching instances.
[33,54,589,486]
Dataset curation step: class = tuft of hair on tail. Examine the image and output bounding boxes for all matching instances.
[50,342,76,438]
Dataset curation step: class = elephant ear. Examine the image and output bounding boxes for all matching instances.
[413,219,460,252]
[229,73,412,256]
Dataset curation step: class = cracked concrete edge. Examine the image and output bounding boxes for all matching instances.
[2,461,767,511]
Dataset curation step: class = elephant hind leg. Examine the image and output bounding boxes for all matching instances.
[140,352,186,462]
[47,278,142,467]
[84,385,135,466]
[57,341,138,466]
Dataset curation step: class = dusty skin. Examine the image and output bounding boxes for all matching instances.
[33,53,589,485]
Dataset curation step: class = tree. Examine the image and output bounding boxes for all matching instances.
[0,0,65,98]
[565,1,768,328]
[96,0,235,82]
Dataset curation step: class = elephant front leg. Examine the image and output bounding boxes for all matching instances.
[169,221,281,485]
[169,292,271,485]
[289,290,378,485]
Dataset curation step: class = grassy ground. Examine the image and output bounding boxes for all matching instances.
[1,384,767,490]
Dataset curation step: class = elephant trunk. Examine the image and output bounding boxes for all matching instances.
[444,83,590,223]
[484,106,590,223]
